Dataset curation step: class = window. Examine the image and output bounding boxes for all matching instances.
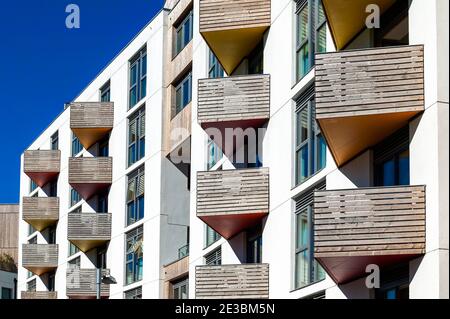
[49,180,57,197]
[246,225,262,264]
[207,138,223,170]
[97,245,107,269]
[99,137,109,157]
[209,50,224,78]
[174,11,193,56]
[205,225,220,248]
[68,256,81,268]
[175,72,192,115]
[129,47,147,108]
[48,226,56,244]
[205,247,221,266]
[70,188,81,207]
[27,279,36,292]
[294,182,326,289]
[296,0,327,81]
[375,263,410,299]
[100,81,111,102]
[48,272,55,292]
[51,131,59,150]
[374,126,410,187]
[98,193,108,213]
[125,226,143,285]
[124,287,142,299]
[28,236,37,244]
[295,86,326,185]
[28,224,36,236]
[72,133,82,156]
[30,179,38,193]
[248,42,264,75]
[173,277,189,299]
[126,166,145,226]
[68,242,79,257]
[128,107,145,167]
[1,287,12,299]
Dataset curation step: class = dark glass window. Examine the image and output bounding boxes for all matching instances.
[124,287,142,299]
[174,11,193,56]
[30,179,38,193]
[49,180,57,197]
[51,131,59,150]
[129,47,147,108]
[208,51,224,78]
[72,133,82,156]
[126,166,145,226]
[128,107,145,167]
[27,279,36,292]
[70,188,81,207]
[173,277,189,299]
[205,225,220,248]
[205,248,221,266]
[1,287,12,299]
[125,226,143,285]
[175,72,192,115]
[100,81,111,102]
[99,137,109,157]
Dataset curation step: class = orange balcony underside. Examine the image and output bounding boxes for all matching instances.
[199,212,267,240]
[69,239,109,253]
[72,127,112,150]
[25,172,59,188]
[318,111,420,167]
[70,183,111,200]
[317,253,421,285]
[23,218,58,232]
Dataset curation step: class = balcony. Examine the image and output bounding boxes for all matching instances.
[197,168,269,239]
[67,213,112,252]
[22,197,59,231]
[314,185,426,284]
[24,150,60,187]
[21,291,57,299]
[66,268,110,298]
[198,74,270,155]
[68,157,113,199]
[70,102,114,149]
[196,264,269,299]
[199,0,271,74]
[315,45,424,166]
[22,244,58,276]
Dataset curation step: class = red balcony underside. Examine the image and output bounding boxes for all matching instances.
[199,212,267,240]
[317,253,422,285]
[25,172,59,188]
[70,183,111,200]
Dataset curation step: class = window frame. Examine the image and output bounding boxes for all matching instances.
[174,11,193,57]
[126,166,145,226]
[71,133,83,156]
[125,226,144,286]
[127,107,146,167]
[204,247,222,266]
[174,71,192,115]
[100,81,111,102]
[129,47,147,109]
[51,131,59,151]
[69,187,81,208]
[208,50,224,79]
[172,277,189,299]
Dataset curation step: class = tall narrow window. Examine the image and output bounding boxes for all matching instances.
[205,248,221,266]
[68,242,80,257]
[98,193,108,213]
[129,47,147,108]
[126,166,145,226]
[51,131,59,150]
[48,272,56,292]
[174,11,193,56]
[207,138,223,170]
[128,107,145,167]
[49,180,57,197]
[72,133,82,156]
[315,0,327,54]
[205,225,220,248]
[295,86,326,185]
[30,179,38,193]
[100,81,111,102]
[70,187,81,207]
[294,182,326,289]
[173,277,189,299]
[99,137,109,157]
[175,72,192,115]
[125,226,143,285]
[209,50,224,78]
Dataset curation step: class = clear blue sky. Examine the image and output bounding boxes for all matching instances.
[0,0,164,203]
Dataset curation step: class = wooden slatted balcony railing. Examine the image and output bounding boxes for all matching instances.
[23,150,61,187]
[67,213,112,252]
[22,197,59,231]
[315,45,424,166]
[199,0,271,74]
[197,168,269,239]
[21,291,57,299]
[70,102,114,149]
[314,185,426,284]
[68,157,112,199]
[196,264,269,299]
[66,268,110,298]
[22,244,58,276]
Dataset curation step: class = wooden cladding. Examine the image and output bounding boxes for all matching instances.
[196,264,269,299]
[22,197,59,231]
[24,150,61,187]
[68,157,112,199]
[199,0,271,33]
[199,0,271,74]
[197,168,269,239]
[198,74,270,127]
[67,213,112,252]
[66,268,110,298]
[21,291,57,299]
[22,244,58,276]
[315,45,424,166]
[70,102,114,149]
[314,185,426,284]
[0,205,18,266]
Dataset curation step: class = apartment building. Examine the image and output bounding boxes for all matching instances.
[17,0,448,300]
[0,204,19,299]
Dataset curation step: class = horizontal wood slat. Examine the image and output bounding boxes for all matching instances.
[197,168,269,217]
[68,157,112,184]
[198,75,270,124]
[70,102,114,129]
[21,291,57,299]
[22,197,59,222]
[314,185,426,258]
[196,264,269,299]
[315,45,424,119]
[22,244,58,268]
[66,268,110,297]
[67,213,112,241]
[199,0,271,33]
[24,150,60,173]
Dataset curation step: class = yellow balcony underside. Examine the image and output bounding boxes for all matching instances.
[71,127,112,150]
[322,0,396,50]
[202,26,268,75]
[69,239,109,253]
[24,265,57,276]
[24,218,58,232]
